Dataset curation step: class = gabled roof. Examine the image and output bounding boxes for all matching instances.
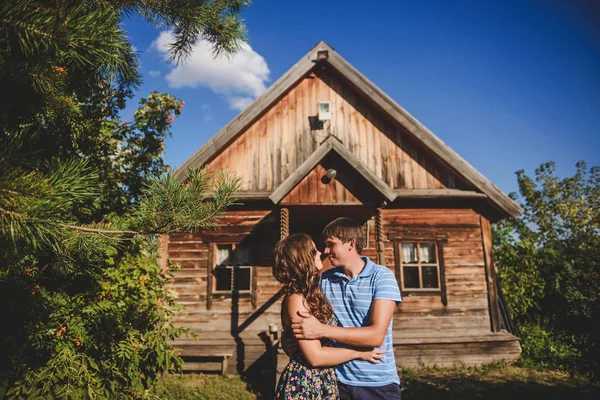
[269,135,397,204]
[174,41,522,219]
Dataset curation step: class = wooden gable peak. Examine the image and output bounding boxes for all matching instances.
[269,135,396,204]
[174,41,522,219]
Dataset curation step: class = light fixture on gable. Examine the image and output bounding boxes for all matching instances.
[318,101,331,121]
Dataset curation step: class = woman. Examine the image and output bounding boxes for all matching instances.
[272,233,385,399]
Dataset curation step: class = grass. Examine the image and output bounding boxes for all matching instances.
[152,364,600,400]
[151,373,257,400]
[400,363,600,400]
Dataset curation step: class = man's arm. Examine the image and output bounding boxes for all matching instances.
[291,299,396,348]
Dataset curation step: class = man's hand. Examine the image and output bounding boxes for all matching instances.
[291,310,327,340]
[280,335,298,357]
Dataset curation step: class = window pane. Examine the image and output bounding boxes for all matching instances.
[422,266,439,288]
[234,245,251,266]
[214,267,232,291]
[234,268,251,291]
[403,266,420,289]
[402,243,417,264]
[420,242,437,264]
[216,244,233,266]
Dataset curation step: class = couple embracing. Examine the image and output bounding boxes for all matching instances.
[272,217,402,400]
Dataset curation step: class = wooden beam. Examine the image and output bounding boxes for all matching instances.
[480,216,502,332]
[437,241,448,307]
[325,51,522,219]
[158,235,169,273]
[330,139,396,202]
[235,191,272,200]
[269,138,333,203]
[269,136,397,204]
[394,189,487,199]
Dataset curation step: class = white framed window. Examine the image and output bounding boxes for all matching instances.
[398,242,441,290]
[212,243,252,294]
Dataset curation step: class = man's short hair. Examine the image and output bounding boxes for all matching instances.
[322,217,364,254]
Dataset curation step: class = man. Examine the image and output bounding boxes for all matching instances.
[289,217,402,400]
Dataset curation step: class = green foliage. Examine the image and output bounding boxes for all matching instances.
[1,244,188,399]
[0,142,240,397]
[493,161,600,379]
[517,322,580,371]
[0,0,248,398]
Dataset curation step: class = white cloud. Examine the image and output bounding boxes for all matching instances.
[200,103,212,121]
[152,31,270,110]
[148,70,161,78]
[228,96,254,111]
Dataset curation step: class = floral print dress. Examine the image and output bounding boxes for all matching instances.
[275,316,339,400]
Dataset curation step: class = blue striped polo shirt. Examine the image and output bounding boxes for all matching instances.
[321,256,402,387]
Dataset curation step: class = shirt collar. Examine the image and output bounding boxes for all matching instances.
[331,256,376,279]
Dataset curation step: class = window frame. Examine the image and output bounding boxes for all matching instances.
[207,242,257,310]
[393,237,448,306]
[212,243,253,295]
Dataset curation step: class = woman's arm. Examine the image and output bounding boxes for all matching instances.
[291,299,397,347]
[284,294,385,368]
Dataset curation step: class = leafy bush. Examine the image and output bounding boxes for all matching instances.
[494,161,600,379]
[0,244,189,399]
[517,322,580,371]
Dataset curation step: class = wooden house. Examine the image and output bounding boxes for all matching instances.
[163,41,522,390]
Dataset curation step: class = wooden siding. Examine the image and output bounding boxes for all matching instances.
[381,208,493,337]
[168,210,281,374]
[208,68,465,193]
[394,334,521,367]
[281,164,361,205]
[166,207,519,375]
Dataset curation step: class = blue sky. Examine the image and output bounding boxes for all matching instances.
[124,0,600,196]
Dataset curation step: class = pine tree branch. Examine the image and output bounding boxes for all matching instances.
[60,224,138,235]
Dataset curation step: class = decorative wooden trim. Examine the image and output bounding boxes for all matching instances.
[480,216,502,332]
[375,207,384,265]
[269,136,396,204]
[280,208,289,239]
[207,243,214,310]
[394,189,487,199]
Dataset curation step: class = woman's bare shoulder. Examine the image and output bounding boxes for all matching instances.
[285,293,309,314]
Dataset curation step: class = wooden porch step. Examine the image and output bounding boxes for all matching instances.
[394,331,520,345]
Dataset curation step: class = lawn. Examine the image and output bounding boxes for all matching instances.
[400,364,600,400]
[153,364,600,400]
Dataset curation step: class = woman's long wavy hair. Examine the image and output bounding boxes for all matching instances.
[272,233,333,324]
